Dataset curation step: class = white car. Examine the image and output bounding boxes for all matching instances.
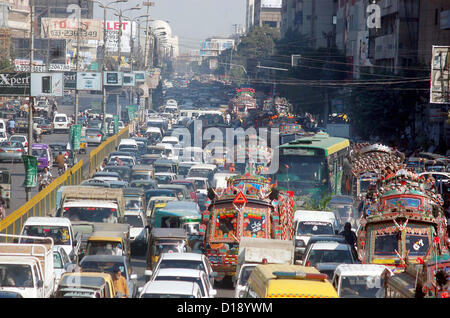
[0,131,8,143]
[150,268,217,298]
[124,211,148,255]
[53,246,73,290]
[139,280,203,298]
[9,134,28,148]
[85,128,103,146]
[107,155,136,167]
[161,136,179,146]
[146,252,216,286]
[186,177,209,195]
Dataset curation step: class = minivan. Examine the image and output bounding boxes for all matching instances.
[53,113,69,133]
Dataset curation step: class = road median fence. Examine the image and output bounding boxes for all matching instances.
[0,126,130,241]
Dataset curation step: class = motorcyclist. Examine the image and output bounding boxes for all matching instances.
[32,122,41,142]
[55,152,66,174]
[38,167,53,191]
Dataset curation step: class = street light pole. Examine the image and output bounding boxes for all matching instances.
[26,0,35,201]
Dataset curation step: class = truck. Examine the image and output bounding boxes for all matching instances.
[0,234,55,298]
[56,186,125,224]
[233,237,295,298]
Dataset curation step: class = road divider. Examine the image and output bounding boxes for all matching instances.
[0,125,130,241]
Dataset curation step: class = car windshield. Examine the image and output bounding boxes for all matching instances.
[63,207,118,223]
[80,261,126,277]
[131,182,154,190]
[159,260,205,272]
[188,169,211,179]
[155,166,172,173]
[192,180,206,189]
[55,117,66,122]
[340,275,384,298]
[0,141,20,148]
[86,129,100,135]
[0,264,34,288]
[277,155,327,184]
[125,198,143,211]
[306,249,352,266]
[124,214,144,227]
[297,221,334,235]
[178,166,191,176]
[32,148,47,158]
[131,174,150,181]
[10,137,24,142]
[374,234,399,256]
[155,175,173,184]
[155,276,205,296]
[22,225,71,245]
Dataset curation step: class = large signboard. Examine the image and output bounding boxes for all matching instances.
[134,71,145,83]
[431,46,450,104]
[64,71,77,90]
[123,73,135,87]
[103,20,136,53]
[41,18,102,41]
[104,71,123,86]
[76,72,102,91]
[0,72,30,96]
[30,73,64,97]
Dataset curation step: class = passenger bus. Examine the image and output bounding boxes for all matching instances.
[275,133,350,201]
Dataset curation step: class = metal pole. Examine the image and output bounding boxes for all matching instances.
[102,6,107,138]
[74,0,81,126]
[26,0,35,201]
[143,4,150,70]
[116,12,122,118]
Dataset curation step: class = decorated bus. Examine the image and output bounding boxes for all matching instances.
[201,171,295,281]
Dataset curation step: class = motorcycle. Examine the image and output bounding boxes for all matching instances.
[38,178,52,191]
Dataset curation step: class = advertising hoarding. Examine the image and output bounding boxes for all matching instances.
[64,71,77,90]
[30,72,64,97]
[104,71,123,86]
[123,73,135,87]
[430,46,450,104]
[41,18,102,41]
[76,72,102,91]
[103,20,136,53]
[134,71,145,83]
[0,72,30,96]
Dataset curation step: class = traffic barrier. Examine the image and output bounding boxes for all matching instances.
[88,126,130,177]
[0,160,84,242]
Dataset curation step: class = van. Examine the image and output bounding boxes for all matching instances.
[118,139,138,152]
[53,113,69,133]
[187,164,218,186]
[0,119,6,133]
[293,210,339,261]
[243,264,338,298]
[32,143,52,171]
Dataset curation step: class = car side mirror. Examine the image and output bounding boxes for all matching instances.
[37,280,44,288]
[72,240,77,247]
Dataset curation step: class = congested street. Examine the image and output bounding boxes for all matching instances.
[0,0,449,302]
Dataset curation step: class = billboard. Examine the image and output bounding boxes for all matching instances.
[76,72,102,91]
[64,71,77,90]
[103,20,136,53]
[430,46,450,104]
[134,71,146,83]
[30,73,64,97]
[104,71,123,86]
[41,18,102,41]
[123,73,135,87]
[0,72,30,96]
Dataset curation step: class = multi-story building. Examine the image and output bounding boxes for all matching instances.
[200,38,235,58]
[1,0,30,38]
[281,0,337,49]
[246,0,255,33]
[254,0,282,29]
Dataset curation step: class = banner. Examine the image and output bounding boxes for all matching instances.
[22,155,38,188]
[0,72,30,96]
[41,18,102,41]
[431,46,450,104]
[113,115,119,134]
[76,72,102,91]
[30,73,64,97]
[103,20,136,53]
[70,124,82,151]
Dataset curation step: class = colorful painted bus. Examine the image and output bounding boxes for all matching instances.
[275,133,350,201]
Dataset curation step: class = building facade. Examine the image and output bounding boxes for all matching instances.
[254,0,282,29]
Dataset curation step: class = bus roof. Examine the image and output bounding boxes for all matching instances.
[280,134,349,156]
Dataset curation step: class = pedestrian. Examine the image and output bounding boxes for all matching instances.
[112,264,129,298]
[339,222,357,247]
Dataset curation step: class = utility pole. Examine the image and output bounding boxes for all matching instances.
[116,13,122,119]
[26,0,35,201]
[74,0,81,126]
[102,4,108,138]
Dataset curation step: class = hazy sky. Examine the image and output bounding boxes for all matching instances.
[93,0,246,53]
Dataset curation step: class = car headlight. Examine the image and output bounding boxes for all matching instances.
[295,240,305,248]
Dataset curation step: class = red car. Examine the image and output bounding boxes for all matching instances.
[171,179,198,202]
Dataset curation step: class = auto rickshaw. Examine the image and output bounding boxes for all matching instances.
[146,228,188,273]
[85,231,131,263]
[0,168,11,208]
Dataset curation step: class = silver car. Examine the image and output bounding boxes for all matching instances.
[86,128,102,146]
[0,141,24,162]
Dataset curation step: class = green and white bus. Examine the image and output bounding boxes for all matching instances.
[275,133,351,201]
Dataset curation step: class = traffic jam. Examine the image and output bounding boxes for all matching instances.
[0,75,449,299]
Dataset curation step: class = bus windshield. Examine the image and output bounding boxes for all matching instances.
[277,155,327,184]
